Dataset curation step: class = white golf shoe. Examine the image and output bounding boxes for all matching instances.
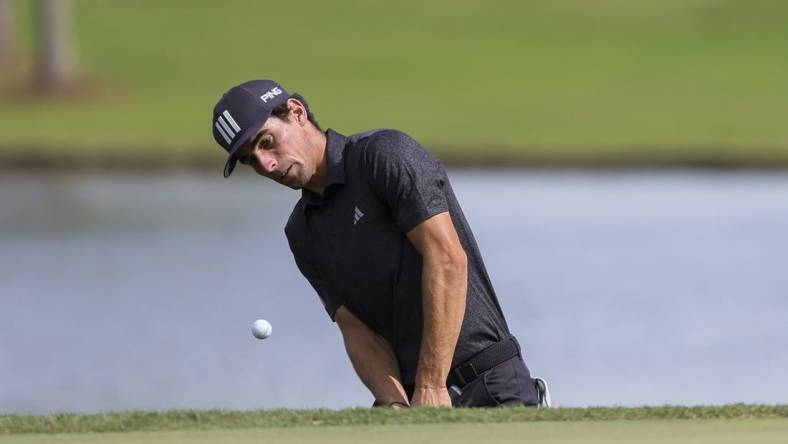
[534,377,551,408]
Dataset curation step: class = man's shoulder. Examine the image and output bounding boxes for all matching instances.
[347,128,416,147]
[346,128,430,165]
[284,199,308,240]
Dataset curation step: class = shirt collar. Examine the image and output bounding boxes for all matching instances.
[301,129,347,206]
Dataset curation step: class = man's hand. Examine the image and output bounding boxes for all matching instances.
[387,401,410,410]
[411,386,452,407]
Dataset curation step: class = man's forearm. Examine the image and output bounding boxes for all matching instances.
[341,317,409,406]
[415,251,468,388]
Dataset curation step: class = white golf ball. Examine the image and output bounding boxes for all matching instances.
[251,319,272,340]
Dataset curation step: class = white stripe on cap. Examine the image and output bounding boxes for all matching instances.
[222,110,241,132]
[215,121,232,145]
[217,116,235,138]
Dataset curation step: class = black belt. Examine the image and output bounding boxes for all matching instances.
[447,335,521,388]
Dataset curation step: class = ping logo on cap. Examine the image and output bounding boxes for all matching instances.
[260,87,283,103]
[215,110,241,145]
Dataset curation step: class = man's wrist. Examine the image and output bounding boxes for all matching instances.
[414,372,449,389]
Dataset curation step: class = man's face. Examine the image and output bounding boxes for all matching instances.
[234,110,315,190]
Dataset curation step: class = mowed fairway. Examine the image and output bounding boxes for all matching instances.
[4,420,788,444]
[3,1,788,165]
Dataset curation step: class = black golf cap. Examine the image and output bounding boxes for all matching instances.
[212,80,291,177]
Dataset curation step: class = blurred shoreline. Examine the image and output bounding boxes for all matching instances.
[2,144,787,171]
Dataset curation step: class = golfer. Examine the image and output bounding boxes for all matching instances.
[212,80,549,408]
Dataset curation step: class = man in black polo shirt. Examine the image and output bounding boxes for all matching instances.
[212,80,549,408]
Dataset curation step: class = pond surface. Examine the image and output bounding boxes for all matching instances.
[1,169,787,413]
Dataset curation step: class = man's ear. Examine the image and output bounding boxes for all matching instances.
[288,98,307,126]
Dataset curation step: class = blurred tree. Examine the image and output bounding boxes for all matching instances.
[0,0,14,67]
[35,0,77,91]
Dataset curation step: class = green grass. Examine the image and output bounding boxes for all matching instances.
[2,0,788,166]
[2,405,787,435]
[3,420,788,444]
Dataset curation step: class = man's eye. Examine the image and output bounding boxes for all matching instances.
[260,137,273,148]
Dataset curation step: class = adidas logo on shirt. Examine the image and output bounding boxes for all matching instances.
[353,206,365,225]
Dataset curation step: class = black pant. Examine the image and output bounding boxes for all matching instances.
[449,355,539,407]
[396,355,539,407]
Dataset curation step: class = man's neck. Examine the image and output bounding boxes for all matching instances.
[304,126,328,196]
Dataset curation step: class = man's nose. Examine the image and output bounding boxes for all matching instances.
[254,150,277,174]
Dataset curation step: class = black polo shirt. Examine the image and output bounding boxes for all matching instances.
[285,129,511,385]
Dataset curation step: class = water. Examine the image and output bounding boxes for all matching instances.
[1,169,787,414]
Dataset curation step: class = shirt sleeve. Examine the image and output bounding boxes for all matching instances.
[362,130,450,233]
[285,224,341,321]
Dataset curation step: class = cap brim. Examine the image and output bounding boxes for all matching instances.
[223,156,238,178]
[221,113,271,177]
